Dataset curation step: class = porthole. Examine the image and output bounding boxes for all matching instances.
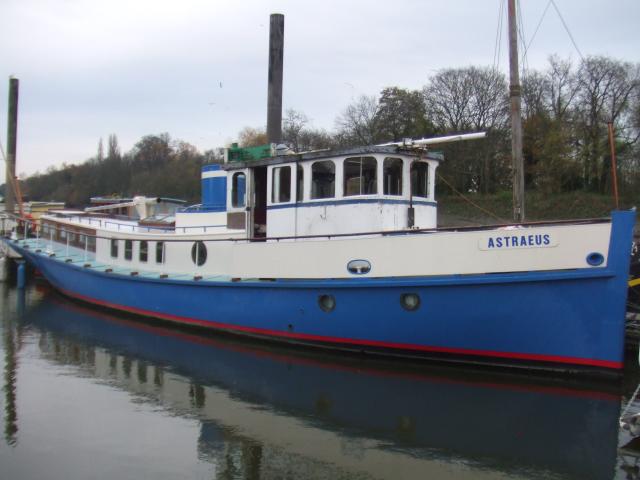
[586,252,604,266]
[400,293,421,311]
[318,294,336,313]
[191,241,207,266]
[347,259,371,275]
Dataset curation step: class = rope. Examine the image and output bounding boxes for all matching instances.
[621,380,640,423]
[437,173,510,223]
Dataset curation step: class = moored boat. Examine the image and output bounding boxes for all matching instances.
[4,138,636,375]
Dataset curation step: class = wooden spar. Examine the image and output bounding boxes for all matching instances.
[508,0,525,223]
[5,77,19,215]
[377,132,486,148]
[267,14,284,145]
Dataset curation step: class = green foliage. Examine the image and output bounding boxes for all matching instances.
[22,133,206,207]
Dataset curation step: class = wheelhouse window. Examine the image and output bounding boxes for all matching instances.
[383,157,403,196]
[344,156,377,196]
[156,241,165,264]
[296,165,304,201]
[124,240,133,261]
[411,161,429,198]
[110,239,118,258]
[231,172,246,208]
[139,240,148,262]
[311,161,335,199]
[271,166,291,203]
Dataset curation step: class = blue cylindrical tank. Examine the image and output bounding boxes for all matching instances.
[201,164,227,211]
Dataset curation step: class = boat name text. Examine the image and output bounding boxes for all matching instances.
[479,233,557,250]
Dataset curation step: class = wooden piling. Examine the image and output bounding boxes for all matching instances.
[5,77,19,215]
[267,14,284,145]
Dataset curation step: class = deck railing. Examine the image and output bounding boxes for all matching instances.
[1,211,619,283]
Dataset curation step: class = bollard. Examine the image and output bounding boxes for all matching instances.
[0,255,7,282]
[16,260,26,289]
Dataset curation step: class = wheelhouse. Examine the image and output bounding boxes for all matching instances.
[190,145,442,239]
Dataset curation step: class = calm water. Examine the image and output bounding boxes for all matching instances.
[1,281,639,479]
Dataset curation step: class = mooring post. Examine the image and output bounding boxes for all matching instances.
[267,13,284,145]
[16,260,25,289]
[5,77,19,215]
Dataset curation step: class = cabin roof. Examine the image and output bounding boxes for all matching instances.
[221,145,443,170]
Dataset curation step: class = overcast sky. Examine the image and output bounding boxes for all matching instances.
[1,0,638,176]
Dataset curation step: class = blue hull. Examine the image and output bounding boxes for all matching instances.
[23,294,620,479]
[9,210,636,373]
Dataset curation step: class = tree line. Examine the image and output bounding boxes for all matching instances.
[19,54,640,207]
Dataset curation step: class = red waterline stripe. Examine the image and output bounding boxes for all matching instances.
[57,287,623,370]
[52,297,620,402]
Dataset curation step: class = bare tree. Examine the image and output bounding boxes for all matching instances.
[423,67,510,193]
[574,56,640,191]
[282,109,309,151]
[334,95,380,146]
[107,134,121,160]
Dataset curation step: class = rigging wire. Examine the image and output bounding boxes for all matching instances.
[437,172,509,224]
[516,0,530,78]
[550,0,584,61]
[492,0,505,71]
[523,0,552,62]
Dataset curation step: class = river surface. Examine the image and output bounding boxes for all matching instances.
[1,281,639,479]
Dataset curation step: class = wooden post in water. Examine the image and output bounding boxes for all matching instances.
[267,13,284,145]
[5,77,19,215]
[507,0,525,223]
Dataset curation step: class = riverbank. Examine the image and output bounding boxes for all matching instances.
[438,191,639,227]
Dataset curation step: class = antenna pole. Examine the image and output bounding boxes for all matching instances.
[508,0,525,222]
[607,122,620,209]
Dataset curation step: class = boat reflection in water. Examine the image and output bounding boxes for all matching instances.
[8,285,621,479]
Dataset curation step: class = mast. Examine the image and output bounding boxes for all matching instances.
[507,0,525,222]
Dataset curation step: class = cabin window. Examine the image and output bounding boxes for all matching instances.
[411,161,429,198]
[156,241,165,264]
[296,165,304,201]
[139,241,148,262]
[110,239,119,258]
[344,156,377,196]
[124,240,133,261]
[191,241,207,266]
[311,161,335,199]
[383,158,403,196]
[60,229,67,240]
[272,166,291,203]
[88,236,96,253]
[231,172,246,208]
